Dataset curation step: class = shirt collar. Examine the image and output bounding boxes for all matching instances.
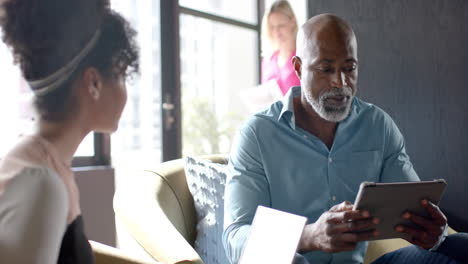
[279,86,301,129]
[278,86,359,130]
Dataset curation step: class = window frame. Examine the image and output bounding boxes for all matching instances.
[72,133,111,167]
[159,0,265,161]
[76,0,269,165]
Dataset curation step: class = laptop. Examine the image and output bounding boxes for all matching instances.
[239,206,307,264]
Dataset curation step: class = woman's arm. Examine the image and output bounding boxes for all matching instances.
[0,167,68,263]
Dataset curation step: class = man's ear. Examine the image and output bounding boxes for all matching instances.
[292,56,302,79]
[82,67,102,101]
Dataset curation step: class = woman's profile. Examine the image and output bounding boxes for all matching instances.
[0,0,139,263]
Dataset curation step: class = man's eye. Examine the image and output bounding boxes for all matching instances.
[343,66,357,73]
[319,68,333,73]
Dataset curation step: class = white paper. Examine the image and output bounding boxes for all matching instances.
[239,79,284,114]
[240,206,307,264]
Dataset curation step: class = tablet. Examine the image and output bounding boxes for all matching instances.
[352,179,447,240]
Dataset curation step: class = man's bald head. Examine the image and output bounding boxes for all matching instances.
[292,14,358,123]
[296,14,357,59]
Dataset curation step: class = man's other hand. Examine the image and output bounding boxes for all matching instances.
[298,201,379,253]
[395,199,447,249]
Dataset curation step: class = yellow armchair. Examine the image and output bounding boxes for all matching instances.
[114,155,227,264]
[91,240,157,264]
[113,155,456,264]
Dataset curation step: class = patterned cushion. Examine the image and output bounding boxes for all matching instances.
[184,156,229,264]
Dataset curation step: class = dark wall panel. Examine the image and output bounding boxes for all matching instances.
[308,0,468,231]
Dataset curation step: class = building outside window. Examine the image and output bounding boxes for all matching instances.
[179,0,307,156]
[0,0,306,164]
[179,0,260,156]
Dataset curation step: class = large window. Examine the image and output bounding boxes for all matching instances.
[178,0,307,156]
[179,0,258,24]
[0,40,29,157]
[111,0,162,168]
[180,15,258,155]
[0,1,162,167]
[1,0,307,164]
[179,1,261,156]
[0,32,98,165]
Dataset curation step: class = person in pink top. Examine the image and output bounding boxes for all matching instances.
[261,0,300,96]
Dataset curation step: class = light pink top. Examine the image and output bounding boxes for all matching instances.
[261,50,301,95]
[0,135,81,224]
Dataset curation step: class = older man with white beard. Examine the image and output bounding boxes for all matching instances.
[222,14,467,264]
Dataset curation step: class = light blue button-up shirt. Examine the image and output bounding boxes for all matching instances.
[223,86,420,264]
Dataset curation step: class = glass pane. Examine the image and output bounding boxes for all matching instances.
[1,32,97,161]
[180,0,257,25]
[75,134,95,157]
[180,14,259,156]
[0,38,34,157]
[111,0,162,167]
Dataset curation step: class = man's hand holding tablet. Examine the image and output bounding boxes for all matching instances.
[395,198,447,249]
[298,201,380,253]
[299,180,447,254]
[353,180,447,248]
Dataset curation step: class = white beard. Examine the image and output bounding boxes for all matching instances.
[307,87,354,122]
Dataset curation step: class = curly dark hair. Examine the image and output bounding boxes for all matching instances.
[0,0,139,121]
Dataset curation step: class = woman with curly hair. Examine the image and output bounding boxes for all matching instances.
[0,0,139,263]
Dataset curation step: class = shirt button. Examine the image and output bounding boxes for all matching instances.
[332,196,337,201]
[328,157,332,163]
[303,135,307,139]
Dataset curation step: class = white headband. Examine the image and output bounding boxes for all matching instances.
[29,29,101,96]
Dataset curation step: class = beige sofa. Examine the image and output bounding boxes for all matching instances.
[113,155,455,264]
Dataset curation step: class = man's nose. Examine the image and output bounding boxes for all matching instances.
[331,71,346,88]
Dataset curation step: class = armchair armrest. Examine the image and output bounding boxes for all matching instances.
[90,240,158,264]
[114,170,204,264]
[448,226,457,235]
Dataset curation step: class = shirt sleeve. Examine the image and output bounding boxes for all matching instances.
[380,115,420,183]
[0,167,68,263]
[223,125,272,264]
[429,223,448,251]
[380,115,449,251]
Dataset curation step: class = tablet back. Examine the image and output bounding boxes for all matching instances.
[353,180,447,240]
